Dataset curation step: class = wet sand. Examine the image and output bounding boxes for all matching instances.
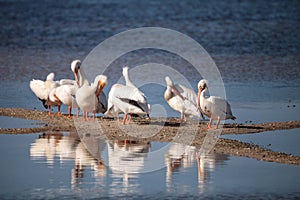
[1,107,300,166]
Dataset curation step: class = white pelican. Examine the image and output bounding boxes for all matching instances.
[105,84,149,124]
[76,75,108,120]
[122,66,150,119]
[49,60,81,117]
[122,66,137,88]
[105,67,150,124]
[29,72,60,115]
[197,79,236,129]
[164,76,203,122]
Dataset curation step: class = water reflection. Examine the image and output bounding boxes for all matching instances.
[165,143,228,193]
[30,132,228,192]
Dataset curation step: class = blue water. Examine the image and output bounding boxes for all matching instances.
[0,116,38,129]
[0,133,299,199]
[222,128,300,156]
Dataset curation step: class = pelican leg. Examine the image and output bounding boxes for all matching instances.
[116,112,120,122]
[126,114,132,124]
[57,105,61,117]
[207,118,213,129]
[92,111,96,121]
[84,111,88,121]
[181,113,186,123]
[77,108,80,117]
[122,114,128,125]
[48,106,52,116]
[67,106,72,118]
[215,116,220,129]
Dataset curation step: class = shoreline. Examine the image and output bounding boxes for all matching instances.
[1,107,300,166]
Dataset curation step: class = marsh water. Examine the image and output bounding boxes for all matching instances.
[0,0,300,199]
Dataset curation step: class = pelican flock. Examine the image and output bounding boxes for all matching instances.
[30,61,236,127]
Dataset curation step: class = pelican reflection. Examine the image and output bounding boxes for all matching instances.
[30,132,107,187]
[30,132,228,192]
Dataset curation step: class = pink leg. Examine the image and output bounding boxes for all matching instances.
[126,114,132,124]
[48,106,52,116]
[57,105,61,116]
[215,116,220,129]
[181,113,186,122]
[92,111,96,121]
[207,118,213,129]
[84,111,88,121]
[68,106,72,118]
[122,114,128,125]
[77,108,80,117]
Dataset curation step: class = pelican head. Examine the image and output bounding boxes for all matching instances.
[197,79,208,108]
[94,75,108,97]
[71,59,81,72]
[165,76,174,87]
[197,79,208,93]
[71,60,81,85]
[46,72,55,81]
[122,66,129,77]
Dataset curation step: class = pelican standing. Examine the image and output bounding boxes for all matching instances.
[105,67,150,124]
[76,75,108,120]
[197,79,236,129]
[164,76,203,122]
[49,60,81,117]
[29,72,60,115]
[122,66,150,119]
[105,84,149,124]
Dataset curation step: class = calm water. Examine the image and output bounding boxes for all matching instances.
[1,0,300,198]
[0,116,38,129]
[222,128,300,156]
[0,132,299,199]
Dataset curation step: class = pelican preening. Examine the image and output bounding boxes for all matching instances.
[30,62,236,126]
[76,75,108,120]
[197,79,236,129]
[29,72,60,115]
[105,66,150,124]
[164,76,204,122]
[49,60,81,117]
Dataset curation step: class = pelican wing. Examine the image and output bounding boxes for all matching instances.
[59,79,77,85]
[176,84,204,119]
[106,84,149,115]
[176,84,198,105]
[30,79,50,100]
[209,97,235,119]
[117,97,146,113]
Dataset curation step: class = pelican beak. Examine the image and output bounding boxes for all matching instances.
[74,71,79,86]
[199,86,203,92]
[96,81,105,97]
[197,86,202,108]
[171,85,185,100]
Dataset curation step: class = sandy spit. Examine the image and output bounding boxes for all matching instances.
[1,107,300,165]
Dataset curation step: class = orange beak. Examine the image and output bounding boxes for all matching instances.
[96,81,105,97]
[197,86,203,108]
[74,71,79,86]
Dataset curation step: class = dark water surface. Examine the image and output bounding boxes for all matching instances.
[1,0,300,199]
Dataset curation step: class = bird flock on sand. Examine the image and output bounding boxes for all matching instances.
[30,60,235,129]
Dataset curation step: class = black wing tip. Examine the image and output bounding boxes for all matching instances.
[38,98,48,109]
